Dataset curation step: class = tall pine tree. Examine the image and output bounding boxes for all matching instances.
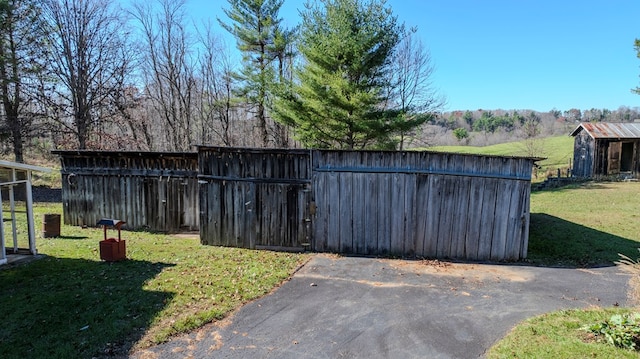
[273,0,410,149]
[219,0,292,147]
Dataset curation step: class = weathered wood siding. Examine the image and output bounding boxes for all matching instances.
[572,130,595,178]
[54,151,199,233]
[571,123,640,179]
[56,148,534,260]
[198,147,312,250]
[312,151,532,260]
[198,148,534,261]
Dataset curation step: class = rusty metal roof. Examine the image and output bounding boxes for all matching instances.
[570,122,640,139]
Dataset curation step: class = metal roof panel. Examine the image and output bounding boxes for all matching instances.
[571,122,640,139]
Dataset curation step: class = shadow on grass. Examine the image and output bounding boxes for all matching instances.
[527,213,639,268]
[55,235,89,240]
[0,256,174,359]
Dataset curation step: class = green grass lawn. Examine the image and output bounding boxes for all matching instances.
[0,203,308,358]
[490,181,640,357]
[425,135,574,181]
[527,181,640,266]
[488,308,640,359]
[2,180,640,358]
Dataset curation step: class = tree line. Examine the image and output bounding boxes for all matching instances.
[0,0,443,162]
[425,106,640,148]
[3,0,640,163]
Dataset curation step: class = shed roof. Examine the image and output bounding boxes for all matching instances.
[570,122,640,139]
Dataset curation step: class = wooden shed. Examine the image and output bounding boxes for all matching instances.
[571,122,640,178]
[53,151,199,233]
[198,147,536,261]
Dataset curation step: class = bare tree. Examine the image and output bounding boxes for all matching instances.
[194,23,238,146]
[132,0,196,152]
[0,0,49,162]
[388,29,445,150]
[43,0,132,150]
[110,85,155,150]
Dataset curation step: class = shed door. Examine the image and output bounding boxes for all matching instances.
[608,142,621,175]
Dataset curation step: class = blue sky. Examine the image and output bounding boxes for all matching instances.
[185,0,640,112]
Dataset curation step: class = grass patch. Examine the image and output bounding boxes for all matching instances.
[527,181,640,266]
[424,135,574,182]
[490,181,640,357]
[0,203,308,358]
[487,308,640,359]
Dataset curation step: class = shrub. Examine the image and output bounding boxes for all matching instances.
[585,313,640,350]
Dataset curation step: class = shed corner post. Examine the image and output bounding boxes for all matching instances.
[25,170,37,255]
[0,189,6,265]
[9,168,17,252]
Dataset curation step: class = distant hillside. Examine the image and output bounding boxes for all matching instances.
[418,135,574,181]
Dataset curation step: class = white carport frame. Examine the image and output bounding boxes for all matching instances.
[0,160,51,265]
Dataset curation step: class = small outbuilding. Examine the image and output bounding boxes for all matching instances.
[0,160,51,265]
[571,122,640,178]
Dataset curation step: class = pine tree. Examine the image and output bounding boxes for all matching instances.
[273,0,410,149]
[219,0,292,147]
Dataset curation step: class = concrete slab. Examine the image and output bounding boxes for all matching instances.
[130,255,630,359]
[1,253,42,268]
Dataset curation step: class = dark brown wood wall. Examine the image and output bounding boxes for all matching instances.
[198,147,312,250]
[54,151,199,233]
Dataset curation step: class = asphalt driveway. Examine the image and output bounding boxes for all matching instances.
[130,255,630,359]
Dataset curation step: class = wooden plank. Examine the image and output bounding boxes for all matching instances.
[477,159,498,260]
[264,184,275,247]
[451,175,471,259]
[222,180,233,246]
[424,174,441,258]
[338,173,353,254]
[402,173,416,257]
[465,177,484,260]
[352,172,366,254]
[402,152,421,257]
[363,171,378,255]
[233,182,244,247]
[324,153,339,251]
[286,184,296,247]
[274,184,285,247]
[504,180,524,259]
[208,181,219,245]
[490,175,512,260]
[254,183,265,246]
[268,184,279,247]
[436,174,456,258]
[384,151,401,255]
[259,184,271,246]
[520,183,531,259]
[414,174,430,257]
[199,182,209,244]
[312,170,326,252]
[376,173,391,256]
[297,183,309,246]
